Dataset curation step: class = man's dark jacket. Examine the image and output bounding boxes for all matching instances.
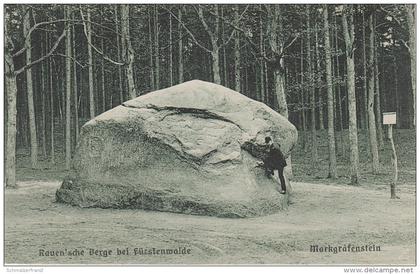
[264,143,287,170]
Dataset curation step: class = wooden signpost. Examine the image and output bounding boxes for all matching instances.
[383,112,398,199]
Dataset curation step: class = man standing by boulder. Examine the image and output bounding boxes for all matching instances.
[262,136,287,194]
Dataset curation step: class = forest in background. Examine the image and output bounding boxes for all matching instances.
[4,4,416,188]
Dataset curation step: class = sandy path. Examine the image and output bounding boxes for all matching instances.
[4,180,415,265]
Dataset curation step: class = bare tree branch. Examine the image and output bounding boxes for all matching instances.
[379,6,403,27]
[12,16,122,59]
[238,5,250,21]
[398,38,410,52]
[220,27,237,47]
[12,19,67,58]
[15,27,66,75]
[283,34,300,53]
[209,5,249,48]
[52,53,87,68]
[196,5,215,41]
[208,4,250,24]
[163,6,212,53]
[80,7,125,66]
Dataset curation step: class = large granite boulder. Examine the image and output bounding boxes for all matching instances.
[56,80,298,217]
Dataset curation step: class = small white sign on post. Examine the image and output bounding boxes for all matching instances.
[383,112,396,125]
[383,111,398,198]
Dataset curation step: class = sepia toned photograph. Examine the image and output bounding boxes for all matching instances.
[3,2,417,268]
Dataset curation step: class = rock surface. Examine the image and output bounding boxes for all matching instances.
[56,80,298,217]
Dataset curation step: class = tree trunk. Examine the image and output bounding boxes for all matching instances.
[342,5,360,185]
[81,66,86,118]
[388,125,398,199]
[148,7,155,90]
[367,10,380,174]
[274,66,291,175]
[330,21,338,151]
[244,65,248,96]
[323,5,337,179]
[234,5,241,92]
[169,11,173,86]
[72,13,79,145]
[121,5,136,99]
[266,4,292,177]
[273,67,288,116]
[100,8,106,112]
[255,63,260,101]
[49,34,55,164]
[65,6,72,170]
[215,6,221,85]
[212,7,222,85]
[195,5,222,85]
[211,45,222,85]
[154,5,160,89]
[405,4,416,127]
[57,64,63,120]
[5,33,17,188]
[306,6,318,167]
[334,12,345,155]
[300,40,307,149]
[266,5,288,116]
[23,7,38,169]
[40,33,47,158]
[374,29,383,147]
[361,11,368,130]
[87,8,95,119]
[18,92,28,148]
[264,54,268,105]
[393,56,399,126]
[381,60,388,114]
[221,6,228,87]
[259,6,266,103]
[315,22,324,130]
[115,6,124,102]
[178,7,184,83]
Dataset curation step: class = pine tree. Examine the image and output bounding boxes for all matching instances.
[323,5,337,178]
[342,5,360,184]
